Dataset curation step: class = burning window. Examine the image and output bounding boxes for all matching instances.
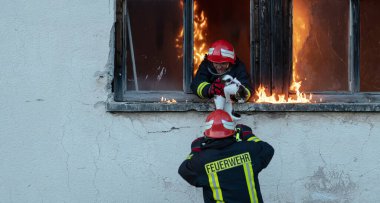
[120,0,250,91]
[293,0,349,92]
[292,0,380,94]
[112,0,380,108]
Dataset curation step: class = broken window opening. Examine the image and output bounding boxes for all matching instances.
[114,0,253,101]
[291,0,380,95]
[292,0,349,92]
[112,0,380,109]
[125,0,183,91]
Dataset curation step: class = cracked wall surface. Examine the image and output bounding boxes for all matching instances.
[1,1,380,202]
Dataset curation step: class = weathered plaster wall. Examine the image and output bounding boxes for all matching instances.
[1,1,380,202]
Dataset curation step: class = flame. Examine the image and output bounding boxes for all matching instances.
[161,97,177,104]
[255,85,312,103]
[255,0,312,103]
[255,85,287,103]
[192,2,208,74]
[290,0,311,102]
[175,1,184,58]
[175,0,208,75]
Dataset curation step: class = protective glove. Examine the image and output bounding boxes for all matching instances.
[208,78,225,97]
[234,85,249,102]
[235,124,253,139]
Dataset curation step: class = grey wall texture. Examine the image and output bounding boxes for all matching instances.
[0,0,379,202]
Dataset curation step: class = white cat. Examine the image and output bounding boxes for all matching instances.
[213,75,245,121]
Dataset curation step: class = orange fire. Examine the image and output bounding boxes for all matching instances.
[175,0,208,75]
[192,1,208,74]
[161,97,177,104]
[255,0,312,103]
[175,1,312,103]
[255,84,312,103]
[175,1,184,59]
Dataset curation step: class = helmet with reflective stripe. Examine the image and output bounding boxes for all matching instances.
[207,40,236,64]
[204,110,236,139]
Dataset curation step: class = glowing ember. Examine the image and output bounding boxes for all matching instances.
[161,97,177,104]
[175,0,208,75]
[254,0,312,103]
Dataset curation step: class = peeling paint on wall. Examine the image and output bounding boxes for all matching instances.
[99,24,115,94]
[304,167,357,203]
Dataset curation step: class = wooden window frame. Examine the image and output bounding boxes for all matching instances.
[108,0,380,112]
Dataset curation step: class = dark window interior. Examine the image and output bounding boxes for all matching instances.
[360,0,380,92]
[126,0,183,91]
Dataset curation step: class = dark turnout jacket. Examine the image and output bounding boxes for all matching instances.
[178,124,274,203]
[191,57,253,99]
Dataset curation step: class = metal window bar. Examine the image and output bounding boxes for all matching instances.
[250,0,257,91]
[113,0,128,101]
[125,0,139,91]
[349,0,360,93]
[113,0,124,101]
[184,0,194,93]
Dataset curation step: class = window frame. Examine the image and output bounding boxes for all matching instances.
[109,0,380,112]
[254,0,380,101]
[114,0,194,102]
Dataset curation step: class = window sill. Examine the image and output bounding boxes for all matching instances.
[106,92,380,112]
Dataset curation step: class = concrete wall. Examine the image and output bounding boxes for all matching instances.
[1,1,380,202]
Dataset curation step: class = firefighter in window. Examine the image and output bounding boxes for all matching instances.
[190,39,253,104]
[178,110,274,203]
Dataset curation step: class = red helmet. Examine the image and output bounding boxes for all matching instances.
[207,40,236,64]
[204,110,236,139]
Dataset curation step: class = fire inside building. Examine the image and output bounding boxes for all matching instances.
[113,0,380,105]
[3,0,380,202]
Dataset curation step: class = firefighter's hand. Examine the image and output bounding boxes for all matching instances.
[208,78,225,97]
[235,124,257,141]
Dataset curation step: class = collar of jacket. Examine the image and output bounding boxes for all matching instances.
[201,137,236,150]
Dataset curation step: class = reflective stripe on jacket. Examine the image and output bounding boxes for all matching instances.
[178,125,274,203]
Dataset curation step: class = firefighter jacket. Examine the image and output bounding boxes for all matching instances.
[190,57,253,100]
[178,124,274,203]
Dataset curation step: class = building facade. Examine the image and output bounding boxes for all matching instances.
[1,0,380,202]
